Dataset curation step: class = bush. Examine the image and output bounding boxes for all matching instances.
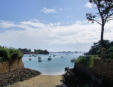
[107,46,113,59]
[0,47,23,62]
[9,48,23,60]
[76,56,95,68]
[85,40,113,59]
[0,48,10,61]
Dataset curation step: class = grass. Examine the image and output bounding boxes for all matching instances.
[76,55,95,68]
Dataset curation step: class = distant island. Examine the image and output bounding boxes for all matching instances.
[18,48,49,54]
[52,51,82,53]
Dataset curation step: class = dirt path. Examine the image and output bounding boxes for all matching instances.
[7,75,62,87]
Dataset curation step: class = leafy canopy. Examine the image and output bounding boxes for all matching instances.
[86,0,113,24]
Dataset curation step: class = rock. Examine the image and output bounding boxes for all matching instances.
[0,68,41,87]
[62,63,113,87]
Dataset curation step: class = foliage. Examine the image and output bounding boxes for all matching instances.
[9,48,23,59]
[18,48,49,54]
[86,0,113,25]
[0,46,23,62]
[34,49,49,54]
[18,48,31,54]
[76,55,95,68]
[85,40,113,59]
[0,48,10,61]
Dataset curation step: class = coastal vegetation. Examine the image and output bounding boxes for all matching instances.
[85,40,113,59]
[76,55,95,68]
[75,40,113,68]
[0,46,23,62]
[34,49,49,54]
[18,48,49,54]
[18,48,31,54]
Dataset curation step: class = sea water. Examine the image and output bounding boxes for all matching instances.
[22,52,82,75]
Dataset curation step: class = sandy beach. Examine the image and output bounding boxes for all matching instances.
[7,75,62,87]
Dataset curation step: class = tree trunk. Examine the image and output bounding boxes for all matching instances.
[100,23,105,59]
[101,23,104,47]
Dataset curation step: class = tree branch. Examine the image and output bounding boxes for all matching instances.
[106,18,113,21]
[105,12,113,20]
[94,20,102,25]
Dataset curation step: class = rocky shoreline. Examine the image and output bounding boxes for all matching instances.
[0,68,41,87]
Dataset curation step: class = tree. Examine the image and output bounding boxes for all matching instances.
[86,0,113,58]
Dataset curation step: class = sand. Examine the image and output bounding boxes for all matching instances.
[6,75,63,87]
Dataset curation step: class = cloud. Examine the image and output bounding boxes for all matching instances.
[0,21,15,28]
[85,2,93,8]
[0,20,113,51]
[41,7,56,14]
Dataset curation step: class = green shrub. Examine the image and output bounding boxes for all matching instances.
[0,47,23,62]
[0,48,10,61]
[76,55,94,68]
[9,48,23,60]
[107,47,113,59]
[85,40,113,59]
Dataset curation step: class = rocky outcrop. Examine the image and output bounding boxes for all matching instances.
[0,68,41,87]
[92,59,113,78]
[0,58,24,73]
[62,63,113,87]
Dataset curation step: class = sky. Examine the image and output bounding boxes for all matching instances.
[0,0,113,52]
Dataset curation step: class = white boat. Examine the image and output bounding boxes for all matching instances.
[38,57,42,62]
[53,55,56,57]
